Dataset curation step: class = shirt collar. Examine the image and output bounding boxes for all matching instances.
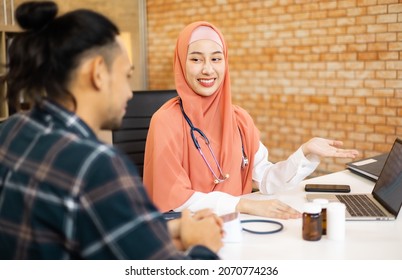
[38,99,97,140]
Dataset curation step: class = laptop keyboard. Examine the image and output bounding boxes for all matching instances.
[336,194,386,217]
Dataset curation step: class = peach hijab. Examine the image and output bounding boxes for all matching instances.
[143,21,260,212]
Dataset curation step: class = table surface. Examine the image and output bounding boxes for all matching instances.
[218,170,402,260]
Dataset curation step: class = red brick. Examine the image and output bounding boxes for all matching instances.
[346,97,365,105]
[376,107,398,116]
[386,80,402,88]
[309,10,326,20]
[373,88,395,97]
[330,44,347,53]
[367,133,386,143]
[358,0,376,6]
[365,61,386,70]
[329,113,347,122]
[357,106,376,115]
[337,17,356,26]
[355,142,374,151]
[356,33,375,43]
[347,7,367,16]
[358,52,378,60]
[337,35,356,44]
[366,97,386,106]
[356,15,376,25]
[347,25,368,34]
[337,122,355,131]
[374,143,394,153]
[375,125,396,134]
[364,79,385,88]
[388,4,402,13]
[319,1,337,10]
[368,5,387,14]
[354,88,373,96]
[378,52,399,60]
[376,70,397,79]
[355,124,375,133]
[389,42,402,51]
[355,70,374,82]
[348,43,367,52]
[368,42,388,51]
[320,53,339,61]
[388,23,402,32]
[377,14,398,23]
[317,18,335,28]
[348,132,366,141]
[367,24,388,33]
[376,32,397,42]
[387,116,402,126]
[386,61,402,70]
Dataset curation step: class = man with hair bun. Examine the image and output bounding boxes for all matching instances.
[0,1,223,260]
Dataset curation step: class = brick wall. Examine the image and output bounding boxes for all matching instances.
[146,0,402,176]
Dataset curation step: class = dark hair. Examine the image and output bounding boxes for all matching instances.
[1,1,120,111]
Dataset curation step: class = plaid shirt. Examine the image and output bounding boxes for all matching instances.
[0,100,218,260]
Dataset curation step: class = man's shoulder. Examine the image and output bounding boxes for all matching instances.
[2,115,120,169]
[50,132,121,167]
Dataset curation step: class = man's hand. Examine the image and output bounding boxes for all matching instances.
[168,209,223,253]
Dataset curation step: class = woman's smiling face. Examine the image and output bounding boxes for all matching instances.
[185,39,225,97]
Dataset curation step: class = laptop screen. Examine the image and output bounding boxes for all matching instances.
[373,138,402,216]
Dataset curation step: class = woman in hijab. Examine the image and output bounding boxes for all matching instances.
[143,21,358,219]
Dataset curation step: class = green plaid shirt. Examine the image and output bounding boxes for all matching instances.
[0,100,217,260]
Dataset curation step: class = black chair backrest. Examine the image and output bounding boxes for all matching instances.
[112,89,178,177]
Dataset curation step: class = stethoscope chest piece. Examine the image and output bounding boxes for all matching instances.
[241,156,249,169]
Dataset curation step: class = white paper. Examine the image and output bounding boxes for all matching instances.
[352,158,377,166]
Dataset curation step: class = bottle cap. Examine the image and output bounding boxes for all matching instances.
[313,198,329,207]
[327,201,346,212]
[303,202,321,214]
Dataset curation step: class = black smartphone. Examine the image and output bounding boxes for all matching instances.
[304,184,351,193]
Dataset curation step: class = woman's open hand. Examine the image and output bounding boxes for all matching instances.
[301,137,359,159]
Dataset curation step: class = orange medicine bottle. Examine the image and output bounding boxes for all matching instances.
[302,202,322,241]
[313,198,329,235]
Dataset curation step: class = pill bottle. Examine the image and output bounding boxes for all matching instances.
[313,198,329,235]
[327,202,346,241]
[302,202,322,241]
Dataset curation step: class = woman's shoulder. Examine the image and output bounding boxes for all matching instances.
[232,105,255,126]
[149,97,184,136]
[152,97,181,120]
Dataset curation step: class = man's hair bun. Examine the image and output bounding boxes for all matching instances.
[16,1,58,31]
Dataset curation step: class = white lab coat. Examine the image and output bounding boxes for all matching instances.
[174,141,319,215]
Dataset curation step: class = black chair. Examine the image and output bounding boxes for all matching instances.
[112,89,178,178]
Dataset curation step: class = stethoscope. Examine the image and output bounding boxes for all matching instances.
[179,98,249,184]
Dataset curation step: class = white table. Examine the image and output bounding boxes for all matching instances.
[218,170,402,260]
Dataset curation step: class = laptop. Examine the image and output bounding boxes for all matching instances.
[346,152,388,181]
[307,138,402,221]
